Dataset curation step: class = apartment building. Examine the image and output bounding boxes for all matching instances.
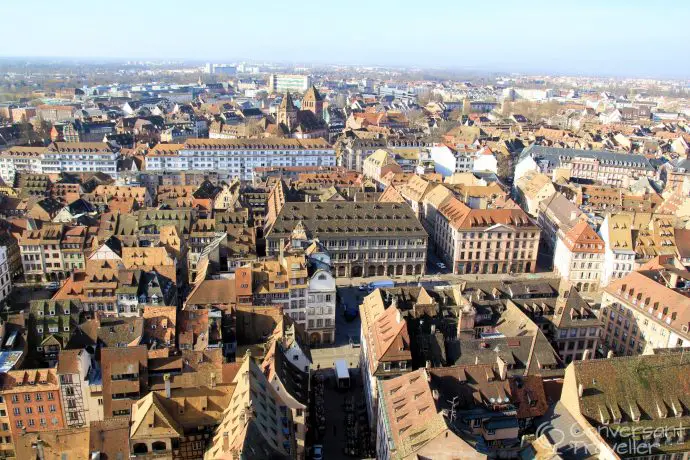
[429,144,474,177]
[376,369,483,460]
[28,299,81,366]
[146,138,335,181]
[600,266,690,356]
[0,146,46,184]
[101,346,148,418]
[513,170,555,216]
[265,202,428,278]
[551,290,602,364]
[205,356,296,459]
[553,221,605,294]
[268,73,312,93]
[425,193,540,275]
[0,391,13,459]
[19,224,91,283]
[238,247,336,345]
[1,369,65,439]
[598,213,636,286]
[519,145,655,187]
[537,192,584,251]
[42,142,119,178]
[557,353,690,458]
[339,137,386,172]
[359,290,412,430]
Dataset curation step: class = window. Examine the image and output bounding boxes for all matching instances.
[24,394,31,402]
[49,405,56,413]
[12,408,19,416]
[47,392,54,400]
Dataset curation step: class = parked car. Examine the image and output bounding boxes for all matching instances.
[358,283,368,291]
[312,445,323,460]
[436,262,446,269]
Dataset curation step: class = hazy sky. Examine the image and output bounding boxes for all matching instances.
[1,0,689,78]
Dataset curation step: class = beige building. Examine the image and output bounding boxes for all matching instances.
[514,170,555,216]
[553,221,605,294]
[424,194,540,275]
[600,265,690,356]
[205,356,295,459]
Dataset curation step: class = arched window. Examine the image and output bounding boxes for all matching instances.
[152,441,167,452]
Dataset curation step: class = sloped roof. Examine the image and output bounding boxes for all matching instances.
[130,391,183,439]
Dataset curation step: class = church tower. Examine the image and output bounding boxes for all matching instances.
[302,85,324,121]
[276,92,298,130]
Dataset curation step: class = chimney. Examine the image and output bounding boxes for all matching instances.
[164,373,171,398]
[570,210,578,222]
[578,383,583,398]
[496,356,507,380]
[582,349,590,361]
[425,360,431,370]
[222,432,229,451]
[279,238,285,261]
[210,372,217,389]
[607,350,614,359]
[432,389,439,401]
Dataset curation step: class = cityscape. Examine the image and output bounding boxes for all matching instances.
[1,2,690,460]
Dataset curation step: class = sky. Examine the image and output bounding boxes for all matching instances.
[1,0,689,78]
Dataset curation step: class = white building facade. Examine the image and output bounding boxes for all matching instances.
[145,138,335,181]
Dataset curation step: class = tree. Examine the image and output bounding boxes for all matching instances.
[406,109,428,129]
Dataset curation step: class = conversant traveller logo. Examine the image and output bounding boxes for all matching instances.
[533,420,681,456]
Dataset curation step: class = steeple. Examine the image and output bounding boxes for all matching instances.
[302,85,324,121]
[277,92,297,130]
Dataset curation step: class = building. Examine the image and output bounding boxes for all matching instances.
[600,265,690,356]
[56,349,95,427]
[429,144,474,177]
[376,369,484,460]
[42,142,119,178]
[553,221,605,294]
[101,346,148,418]
[205,355,295,459]
[363,149,402,185]
[424,193,540,275]
[0,368,66,439]
[0,246,11,307]
[557,353,690,458]
[598,213,636,286]
[359,289,413,430]
[145,138,335,181]
[513,171,555,217]
[519,145,655,187]
[536,192,584,251]
[262,331,310,458]
[265,202,428,278]
[238,245,336,345]
[0,146,46,184]
[268,73,312,93]
[550,290,602,364]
